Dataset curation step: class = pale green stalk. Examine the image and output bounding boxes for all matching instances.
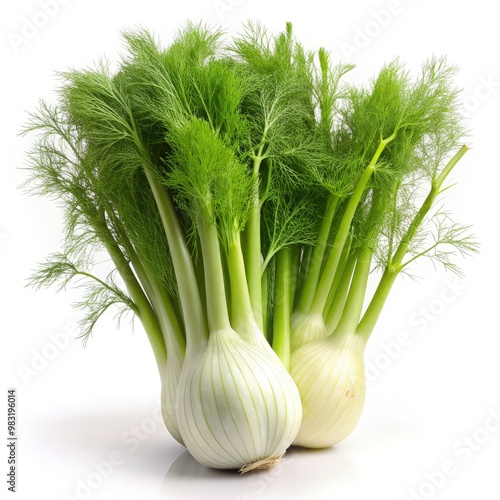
[333,247,373,335]
[144,169,208,356]
[227,232,258,343]
[325,251,357,334]
[272,247,292,370]
[244,153,265,331]
[196,211,232,332]
[102,239,167,371]
[356,145,469,339]
[296,194,339,312]
[308,135,396,315]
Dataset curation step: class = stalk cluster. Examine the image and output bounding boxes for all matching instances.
[24,22,477,470]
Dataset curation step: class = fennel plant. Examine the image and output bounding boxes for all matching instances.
[23,22,477,468]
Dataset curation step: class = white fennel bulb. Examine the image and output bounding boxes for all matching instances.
[290,311,328,352]
[290,331,366,448]
[160,351,184,445]
[176,328,302,471]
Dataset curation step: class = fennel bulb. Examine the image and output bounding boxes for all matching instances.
[161,352,184,445]
[176,328,302,471]
[290,311,328,352]
[290,331,366,448]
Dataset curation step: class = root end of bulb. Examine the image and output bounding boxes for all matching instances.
[239,454,283,474]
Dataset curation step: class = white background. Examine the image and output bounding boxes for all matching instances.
[1,1,499,499]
